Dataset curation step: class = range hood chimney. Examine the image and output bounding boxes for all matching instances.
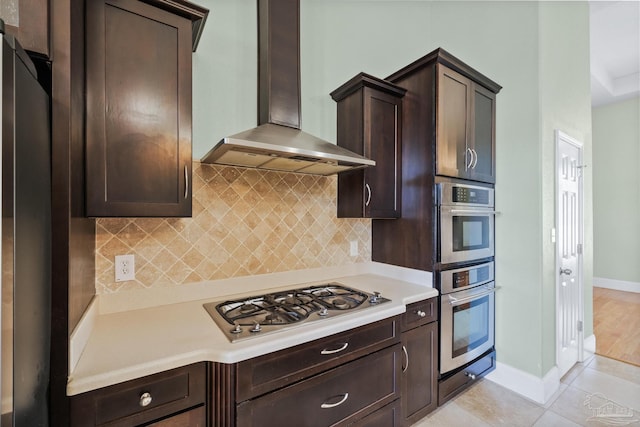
[200,0,375,175]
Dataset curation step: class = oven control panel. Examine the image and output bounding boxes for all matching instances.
[440,261,494,294]
[453,264,491,289]
[438,181,494,207]
[452,186,490,204]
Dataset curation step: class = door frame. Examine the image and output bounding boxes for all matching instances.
[555,130,585,372]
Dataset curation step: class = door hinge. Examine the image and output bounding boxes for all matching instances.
[577,243,583,255]
[577,321,583,332]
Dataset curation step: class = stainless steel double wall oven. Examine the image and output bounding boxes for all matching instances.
[436,180,498,376]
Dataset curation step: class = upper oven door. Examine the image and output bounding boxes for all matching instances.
[439,206,495,264]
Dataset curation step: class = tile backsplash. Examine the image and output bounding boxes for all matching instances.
[95,162,371,294]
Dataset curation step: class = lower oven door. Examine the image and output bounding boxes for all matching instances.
[440,282,496,374]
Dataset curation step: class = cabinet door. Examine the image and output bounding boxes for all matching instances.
[86,0,192,217]
[468,83,496,183]
[333,73,405,219]
[436,65,471,180]
[401,322,438,425]
[364,87,402,218]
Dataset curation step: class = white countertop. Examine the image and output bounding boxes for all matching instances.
[67,263,437,396]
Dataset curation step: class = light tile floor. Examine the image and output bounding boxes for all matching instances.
[414,354,640,426]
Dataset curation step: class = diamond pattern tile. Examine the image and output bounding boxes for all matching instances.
[95,163,372,293]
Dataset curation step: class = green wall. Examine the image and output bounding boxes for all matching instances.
[192,0,592,379]
[538,1,593,372]
[593,97,640,286]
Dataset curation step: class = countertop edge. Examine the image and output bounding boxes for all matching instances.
[67,268,437,396]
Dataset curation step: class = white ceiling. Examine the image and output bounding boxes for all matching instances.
[590,1,640,107]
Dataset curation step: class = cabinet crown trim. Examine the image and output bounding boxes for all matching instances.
[330,72,407,102]
[386,47,502,94]
[140,0,209,51]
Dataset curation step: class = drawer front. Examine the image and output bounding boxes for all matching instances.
[70,363,207,427]
[438,350,496,405]
[237,344,401,427]
[237,317,400,401]
[146,405,206,427]
[350,400,401,427]
[401,298,437,331]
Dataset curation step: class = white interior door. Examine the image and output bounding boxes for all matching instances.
[556,130,585,378]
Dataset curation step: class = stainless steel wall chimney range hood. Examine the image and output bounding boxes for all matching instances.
[200,0,375,175]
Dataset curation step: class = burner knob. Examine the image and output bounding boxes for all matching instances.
[231,324,243,334]
[318,307,329,316]
[370,292,382,304]
[250,323,262,333]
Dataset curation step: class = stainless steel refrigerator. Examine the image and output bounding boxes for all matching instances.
[0,21,52,427]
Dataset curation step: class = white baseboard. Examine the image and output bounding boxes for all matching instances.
[593,277,640,293]
[485,362,560,405]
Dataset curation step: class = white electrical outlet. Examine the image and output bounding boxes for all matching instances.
[349,241,358,257]
[115,254,135,282]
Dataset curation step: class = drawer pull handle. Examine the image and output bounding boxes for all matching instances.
[320,342,349,355]
[402,345,409,373]
[416,310,427,318]
[321,393,349,409]
[139,392,152,407]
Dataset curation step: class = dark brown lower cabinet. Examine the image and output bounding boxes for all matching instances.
[401,322,438,425]
[237,344,401,427]
[351,400,402,427]
[69,363,207,426]
[147,406,205,426]
[401,299,438,426]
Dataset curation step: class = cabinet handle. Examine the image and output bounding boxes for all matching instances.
[402,345,409,373]
[465,372,477,380]
[321,393,349,409]
[184,165,189,199]
[139,392,153,407]
[416,310,427,318]
[320,342,349,355]
[466,147,473,170]
[471,148,479,169]
[365,183,371,207]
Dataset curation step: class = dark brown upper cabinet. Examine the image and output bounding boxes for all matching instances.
[1,0,50,57]
[372,48,500,271]
[436,64,496,184]
[85,0,207,217]
[331,73,406,219]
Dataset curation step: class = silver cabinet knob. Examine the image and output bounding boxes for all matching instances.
[465,372,476,380]
[416,310,426,318]
[139,392,152,407]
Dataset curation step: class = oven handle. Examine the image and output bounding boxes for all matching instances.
[449,209,500,215]
[448,286,500,305]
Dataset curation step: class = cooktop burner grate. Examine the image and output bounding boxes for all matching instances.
[203,282,389,342]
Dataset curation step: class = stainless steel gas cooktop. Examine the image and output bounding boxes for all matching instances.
[203,283,390,342]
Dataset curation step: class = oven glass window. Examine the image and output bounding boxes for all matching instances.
[452,216,489,251]
[452,295,490,358]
